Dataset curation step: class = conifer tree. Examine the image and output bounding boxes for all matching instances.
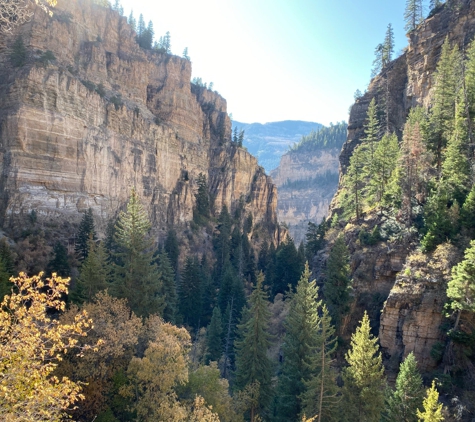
[46,242,70,277]
[0,239,14,301]
[71,237,109,304]
[301,305,339,422]
[164,228,180,276]
[194,173,210,225]
[275,263,320,421]
[234,273,273,416]
[430,37,462,173]
[113,188,163,317]
[341,312,386,422]
[206,306,223,364]
[461,184,475,231]
[404,0,424,32]
[385,353,424,422]
[441,92,471,204]
[342,144,366,219]
[136,13,145,37]
[362,98,380,165]
[214,205,232,278]
[75,208,96,261]
[447,240,475,330]
[465,38,475,143]
[383,23,394,65]
[305,221,326,261]
[430,0,443,10]
[416,381,444,422]
[273,238,303,296]
[179,256,203,329]
[154,250,177,323]
[217,262,245,319]
[324,235,351,332]
[183,47,190,60]
[128,10,136,31]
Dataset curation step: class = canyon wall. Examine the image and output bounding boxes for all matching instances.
[0,0,281,242]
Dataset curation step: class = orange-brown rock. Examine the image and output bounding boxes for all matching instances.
[0,0,280,242]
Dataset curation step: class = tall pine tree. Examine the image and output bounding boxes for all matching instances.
[75,208,96,261]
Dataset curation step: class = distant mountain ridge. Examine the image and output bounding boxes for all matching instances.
[232,120,322,172]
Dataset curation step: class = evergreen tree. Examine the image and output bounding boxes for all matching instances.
[447,240,475,330]
[160,31,171,53]
[341,311,386,422]
[416,381,444,422]
[164,228,180,276]
[194,173,210,225]
[206,306,223,364]
[0,259,11,302]
[324,235,351,332]
[275,263,320,421]
[441,92,471,204]
[112,188,163,317]
[71,238,109,304]
[0,239,14,301]
[182,47,190,60]
[136,13,145,37]
[154,250,177,323]
[404,0,424,32]
[46,242,70,277]
[213,205,232,279]
[179,256,203,329]
[341,143,366,219]
[465,37,475,143]
[461,183,475,231]
[362,98,380,165]
[273,238,303,296]
[128,10,136,31]
[383,23,395,65]
[217,262,245,318]
[10,36,27,68]
[430,37,462,173]
[234,273,273,417]
[305,221,326,261]
[75,208,96,261]
[430,0,443,10]
[138,20,154,49]
[301,305,339,422]
[372,43,385,78]
[385,353,424,422]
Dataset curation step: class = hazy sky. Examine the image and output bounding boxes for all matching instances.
[118,0,407,125]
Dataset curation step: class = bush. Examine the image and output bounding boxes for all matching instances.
[95,83,106,98]
[81,79,97,92]
[37,50,56,67]
[109,95,123,110]
[10,36,27,68]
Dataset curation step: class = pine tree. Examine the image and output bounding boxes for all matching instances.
[71,238,109,304]
[447,240,475,330]
[275,263,320,421]
[128,10,136,31]
[164,228,180,275]
[383,23,395,65]
[341,143,366,219]
[372,43,385,78]
[46,242,70,277]
[234,273,273,416]
[301,304,339,422]
[206,306,223,364]
[273,238,303,296]
[179,256,203,329]
[341,312,386,422]
[193,173,211,225]
[154,250,177,323]
[430,0,443,10]
[160,31,171,53]
[385,353,424,422]
[404,0,424,32]
[324,235,351,331]
[362,98,380,165]
[441,92,471,204]
[416,381,444,422]
[461,184,475,231]
[136,13,145,37]
[183,47,190,60]
[112,188,163,317]
[75,208,96,261]
[214,205,232,279]
[305,221,326,261]
[430,37,462,173]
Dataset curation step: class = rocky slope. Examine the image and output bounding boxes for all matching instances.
[330,0,475,372]
[0,0,282,243]
[270,148,340,243]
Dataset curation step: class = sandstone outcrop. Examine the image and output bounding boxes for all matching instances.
[0,0,280,242]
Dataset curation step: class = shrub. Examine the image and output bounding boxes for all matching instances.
[10,36,27,68]
[37,50,56,67]
[109,95,123,110]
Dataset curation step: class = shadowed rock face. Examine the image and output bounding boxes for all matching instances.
[0,0,281,243]
[328,0,475,372]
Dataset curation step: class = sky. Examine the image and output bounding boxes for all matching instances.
[118,0,407,126]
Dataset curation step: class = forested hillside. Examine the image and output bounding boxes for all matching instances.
[1,0,475,421]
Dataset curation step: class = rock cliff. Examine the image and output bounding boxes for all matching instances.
[0,0,281,243]
[330,0,475,372]
[270,148,340,243]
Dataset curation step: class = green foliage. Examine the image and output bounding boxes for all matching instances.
[37,50,56,67]
[416,381,444,422]
[109,95,123,110]
[404,0,424,32]
[206,307,223,364]
[385,353,424,422]
[179,256,203,329]
[46,242,71,277]
[71,238,109,304]
[289,121,347,154]
[128,10,136,31]
[340,143,366,219]
[275,263,320,421]
[305,221,327,261]
[193,173,211,225]
[164,228,180,275]
[154,250,177,323]
[324,235,351,330]
[112,188,163,318]
[75,208,96,261]
[234,273,273,415]
[272,238,304,296]
[10,36,27,68]
[461,184,475,231]
[0,239,14,301]
[341,311,386,422]
[301,304,339,422]
[182,47,190,60]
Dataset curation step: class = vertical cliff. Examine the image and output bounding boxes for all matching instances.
[0,0,280,242]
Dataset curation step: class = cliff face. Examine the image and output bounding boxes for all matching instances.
[270,148,340,242]
[0,0,280,241]
[330,0,475,371]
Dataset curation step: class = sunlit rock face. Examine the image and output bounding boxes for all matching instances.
[0,0,281,243]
